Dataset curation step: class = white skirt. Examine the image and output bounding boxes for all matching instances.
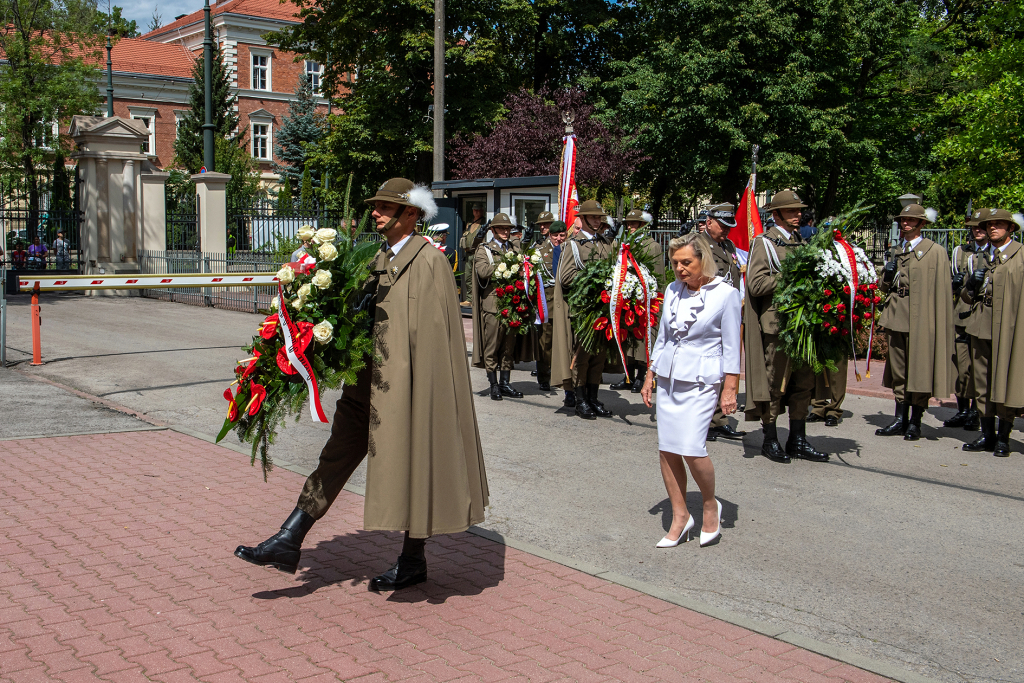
[656,376,720,457]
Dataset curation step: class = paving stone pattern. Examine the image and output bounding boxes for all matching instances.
[0,430,889,682]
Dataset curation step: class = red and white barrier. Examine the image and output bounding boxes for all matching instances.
[18,272,280,292]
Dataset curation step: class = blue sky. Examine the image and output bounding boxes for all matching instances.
[119,0,203,31]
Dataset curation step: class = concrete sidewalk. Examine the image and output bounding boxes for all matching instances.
[0,428,889,683]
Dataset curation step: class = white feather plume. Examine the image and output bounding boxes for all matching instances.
[605,215,616,226]
[1012,213,1024,230]
[925,207,938,223]
[641,211,653,223]
[407,185,438,221]
[508,213,517,227]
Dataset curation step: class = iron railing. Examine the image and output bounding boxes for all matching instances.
[228,196,351,253]
[166,187,199,252]
[1,173,83,272]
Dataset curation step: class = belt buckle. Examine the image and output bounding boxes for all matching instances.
[898,286,909,297]
[983,294,993,307]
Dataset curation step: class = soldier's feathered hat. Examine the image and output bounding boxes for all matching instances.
[576,199,608,217]
[365,178,439,220]
[536,211,555,224]
[489,212,516,228]
[766,190,806,211]
[899,204,937,223]
[966,209,986,227]
[707,203,737,228]
[624,209,653,224]
[978,208,1024,232]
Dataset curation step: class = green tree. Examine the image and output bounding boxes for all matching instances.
[51,151,71,211]
[299,165,313,212]
[173,40,242,173]
[277,174,294,215]
[95,6,139,38]
[273,73,323,186]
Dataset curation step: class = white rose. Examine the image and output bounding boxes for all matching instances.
[497,263,507,272]
[297,283,312,301]
[297,225,315,242]
[314,228,338,245]
[511,264,519,274]
[271,296,279,310]
[276,266,295,284]
[318,242,338,262]
[531,254,541,264]
[312,320,334,344]
[311,269,332,289]
[291,297,304,310]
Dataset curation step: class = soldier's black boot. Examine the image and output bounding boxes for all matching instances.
[786,420,830,462]
[631,362,647,393]
[487,371,502,401]
[370,533,428,592]
[760,422,790,463]
[563,390,576,408]
[963,417,996,452]
[537,371,551,392]
[943,397,972,428]
[710,423,747,440]
[993,419,1013,457]
[964,400,981,431]
[610,363,633,390]
[499,371,523,398]
[574,385,597,420]
[588,384,613,418]
[904,406,924,441]
[875,401,908,436]
[234,508,315,574]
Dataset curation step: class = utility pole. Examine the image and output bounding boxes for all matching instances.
[105,33,114,117]
[432,0,445,197]
[202,0,215,172]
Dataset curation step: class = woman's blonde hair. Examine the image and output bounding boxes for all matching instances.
[667,233,717,279]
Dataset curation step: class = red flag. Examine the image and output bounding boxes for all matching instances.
[733,173,763,261]
[558,134,579,228]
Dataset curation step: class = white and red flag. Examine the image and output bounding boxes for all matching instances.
[733,145,763,265]
[558,134,579,228]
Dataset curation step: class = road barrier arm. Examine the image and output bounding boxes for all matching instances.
[17,273,281,292]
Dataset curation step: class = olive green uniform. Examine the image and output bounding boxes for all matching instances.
[951,241,986,398]
[535,238,559,386]
[557,230,615,386]
[459,219,487,301]
[474,239,518,372]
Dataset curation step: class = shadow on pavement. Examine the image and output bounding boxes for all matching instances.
[649,494,738,533]
[251,530,506,605]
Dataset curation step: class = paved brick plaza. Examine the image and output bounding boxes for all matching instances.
[1,430,888,682]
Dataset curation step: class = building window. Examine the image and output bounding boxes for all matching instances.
[129,109,157,155]
[252,52,269,90]
[252,124,269,159]
[305,60,322,94]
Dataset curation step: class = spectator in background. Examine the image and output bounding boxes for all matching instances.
[28,236,47,269]
[53,232,71,270]
[12,242,28,270]
[799,216,817,240]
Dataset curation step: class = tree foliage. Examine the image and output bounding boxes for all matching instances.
[173,40,242,173]
[273,73,324,186]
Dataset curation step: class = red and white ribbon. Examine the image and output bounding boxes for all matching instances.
[523,261,547,324]
[833,233,862,380]
[277,283,328,423]
[609,243,652,374]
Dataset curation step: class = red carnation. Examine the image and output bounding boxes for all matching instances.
[873,296,882,304]
[515,280,526,291]
[863,311,872,319]
[869,283,878,290]
[517,305,527,313]
[600,290,611,304]
[512,295,521,304]
[841,328,849,336]
[837,303,846,312]
[824,289,833,296]
[501,308,510,317]
[510,320,521,328]
[852,314,859,322]
[843,285,851,295]
[823,303,832,313]
[830,326,839,335]
[593,316,609,331]
[839,314,847,323]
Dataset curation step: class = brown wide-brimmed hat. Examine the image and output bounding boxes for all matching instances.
[365,178,438,220]
[489,212,516,228]
[623,209,653,224]
[576,199,608,217]
[966,209,987,227]
[536,211,555,224]
[898,204,936,224]
[766,190,807,211]
[978,208,1020,231]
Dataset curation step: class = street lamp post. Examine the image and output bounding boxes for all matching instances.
[202,0,215,173]
[106,33,114,117]
[432,0,445,197]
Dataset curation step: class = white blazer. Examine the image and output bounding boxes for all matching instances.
[650,277,741,385]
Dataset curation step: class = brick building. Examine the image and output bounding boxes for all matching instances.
[102,0,332,183]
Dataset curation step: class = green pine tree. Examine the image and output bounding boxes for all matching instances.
[173,41,242,173]
[273,74,323,186]
[277,174,294,215]
[300,165,313,213]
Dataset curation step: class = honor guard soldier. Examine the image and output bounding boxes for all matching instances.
[697,204,747,440]
[471,213,525,401]
[611,209,665,392]
[744,190,830,463]
[535,211,555,245]
[235,178,488,590]
[536,221,568,393]
[552,199,616,419]
[459,204,488,304]
[960,208,1024,456]
[876,203,955,440]
[945,209,988,430]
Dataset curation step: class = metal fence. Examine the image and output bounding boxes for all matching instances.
[138,250,284,314]
[2,173,83,272]
[166,188,198,251]
[229,197,350,253]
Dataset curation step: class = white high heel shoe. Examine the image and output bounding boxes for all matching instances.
[699,499,723,547]
[657,514,694,548]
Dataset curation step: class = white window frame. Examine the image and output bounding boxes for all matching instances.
[251,121,271,160]
[250,48,272,91]
[305,60,323,95]
[173,110,186,139]
[128,107,157,155]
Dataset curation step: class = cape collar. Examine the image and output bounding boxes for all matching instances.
[382,232,428,285]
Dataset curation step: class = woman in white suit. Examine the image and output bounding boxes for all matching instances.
[641,233,741,548]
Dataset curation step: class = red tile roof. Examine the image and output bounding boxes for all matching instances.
[142,0,300,39]
[108,38,196,79]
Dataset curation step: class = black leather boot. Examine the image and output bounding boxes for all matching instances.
[964,400,981,431]
[538,373,551,391]
[369,554,428,591]
[234,508,315,574]
[610,363,633,390]
[993,419,1013,457]
[588,384,613,417]
[631,362,647,393]
[487,371,502,401]
[563,390,576,408]
[786,420,830,461]
[760,422,790,463]
[904,405,924,441]
[710,423,747,440]
[876,401,908,436]
[943,397,972,428]
[499,371,523,397]
[574,385,596,420]
[963,417,996,452]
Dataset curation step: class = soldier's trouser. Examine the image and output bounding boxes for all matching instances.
[537,316,554,381]
[483,312,515,372]
[968,336,1014,419]
[885,331,931,408]
[954,326,972,398]
[811,358,849,419]
[572,345,606,387]
[761,334,816,423]
[297,365,372,519]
